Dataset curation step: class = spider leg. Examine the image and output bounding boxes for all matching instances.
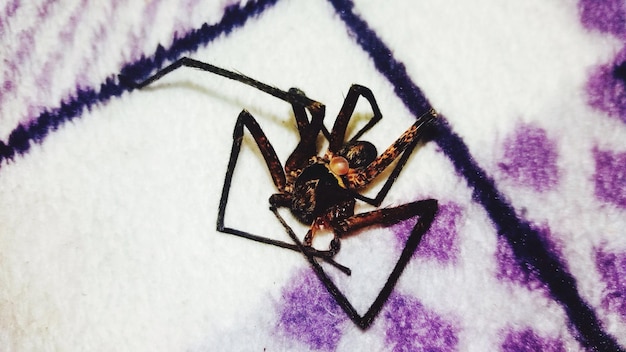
[123,57,331,177]
[346,109,437,206]
[329,85,383,153]
[121,57,320,111]
[217,110,351,275]
[313,199,438,257]
[235,110,286,191]
[269,206,352,275]
[335,199,438,236]
[284,89,328,176]
[217,109,287,244]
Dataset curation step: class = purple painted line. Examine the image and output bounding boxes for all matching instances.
[127,0,166,61]
[0,0,62,109]
[0,0,21,39]
[501,327,566,352]
[173,0,203,35]
[0,0,281,165]
[74,0,125,88]
[33,0,89,101]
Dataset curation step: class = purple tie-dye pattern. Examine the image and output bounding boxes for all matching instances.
[496,236,544,290]
[0,28,34,98]
[595,246,626,318]
[0,0,20,38]
[383,293,459,352]
[501,328,565,352]
[586,47,626,124]
[34,0,89,97]
[392,202,463,263]
[0,0,56,108]
[36,0,55,19]
[498,124,560,192]
[75,0,125,88]
[276,269,347,351]
[127,0,165,61]
[173,0,203,34]
[593,147,626,209]
[578,0,626,36]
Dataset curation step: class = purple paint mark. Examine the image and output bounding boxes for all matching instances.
[76,0,125,88]
[59,0,88,45]
[595,246,626,318]
[587,48,626,124]
[127,0,166,61]
[496,235,543,290]
[0,0,21,38]
[276,269,347,351]
[495,224,565,290]
[578,0,626,37]
[383,293,458,352]
[501,328,565,352]
[173,0,203,34]
[593,147,626,209]
[0,0,56,112]
[36,0,56,20]
[29,0,89,119]
[0,28,34,98]
[498,124,560,192]
[392,202,463,264]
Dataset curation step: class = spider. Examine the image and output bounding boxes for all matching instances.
[121,57,439,276]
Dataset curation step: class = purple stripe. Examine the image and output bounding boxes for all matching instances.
[127,0,166,61]
[0,0,21,38]
[326,0,623,350]
[74,0,126,88]
[0,0,64,109]
[33,0,89,100]
[173,0,203,34]
[0,0,280,164]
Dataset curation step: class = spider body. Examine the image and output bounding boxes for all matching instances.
[123,57,439,272]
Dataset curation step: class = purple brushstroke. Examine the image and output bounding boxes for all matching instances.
[0,0,20,39]
[383,293,458,352]
[0,0,280,164]
[392,202,463,264]
[34,0,89,96]
[595,246,626,318]
[276,269,347,351]
[173,0,203,35]
[127,0,166,61]
[496,235,544,290]
[36,0,56,19]
[498,123,560,193]
[75,0,125,88]
[578,0,626,37]
[501,327,565,352]
[593,147,626,209]
[0,28,34,98]
[587,47,626,124]
[496,225,563,291]
[0,0,57,109]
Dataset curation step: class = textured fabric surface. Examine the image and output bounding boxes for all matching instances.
[0,0,625,351]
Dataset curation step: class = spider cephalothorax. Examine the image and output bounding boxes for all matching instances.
[123,57,439,274]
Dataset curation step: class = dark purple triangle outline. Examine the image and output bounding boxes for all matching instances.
[327,0,623,350]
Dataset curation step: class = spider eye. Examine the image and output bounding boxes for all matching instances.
[338,141,377,168]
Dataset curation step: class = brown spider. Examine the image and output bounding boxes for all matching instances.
[123,57,438,275]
